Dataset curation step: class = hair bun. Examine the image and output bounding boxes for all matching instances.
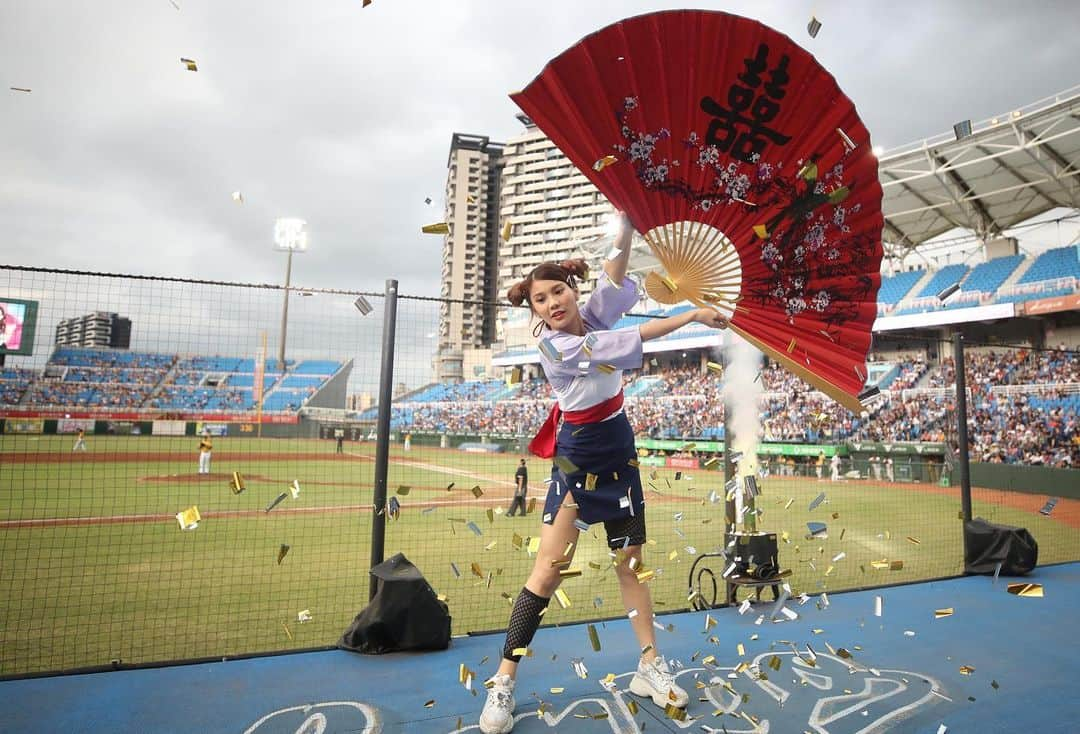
[506,281,528,307]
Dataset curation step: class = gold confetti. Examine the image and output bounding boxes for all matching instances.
[659,274,678,293]
[396,485,410,495]
[587,624,601,651]
[470,562,484,578]
[281,621,292,640]
[890,560,904,571]
[768,655,782,671]
[906,536,921,545]
[277,544,290,565]
[593,154,619,171]
[230,472,245,494]
[554,456,578,475]
[585,473,598,491]
[635,569,655,584]
[422,222,450,235]
[550,687,565,694]
[231,191,245,205]
[596,363,616,374]
[627,699,639,715]
[423,699,435,708]
[554,589,571,609]
[511,647,532,658]
[737,644,745,656]
[558,568,582,579]
[526,497,536,515]
[9,87,32,93]
[786,338,797,353]
[935,608,954,618]
[706,362,723,374]
[175,505,200,530]
[960,665,975,675]
[664,703,687,721]
[180,57,198,71]
[502,220,512,241]
[484,541,497,551]
[471,485,484,498]
[1006,582,1044,597]
[752,223,769,239]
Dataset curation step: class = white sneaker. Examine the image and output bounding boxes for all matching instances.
[479,673,516,734]
[628,655,689,708]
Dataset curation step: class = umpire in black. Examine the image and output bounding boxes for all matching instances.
[507,459,528,517]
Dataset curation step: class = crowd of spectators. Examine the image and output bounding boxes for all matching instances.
[384,349,1076,467]
[148,387,253,411]
[63,367,169,384]
[26,382,153,408]
[968,393,1076,467]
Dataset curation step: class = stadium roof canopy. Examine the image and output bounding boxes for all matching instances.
[579,85,1080,272]
[879,84,1080,259]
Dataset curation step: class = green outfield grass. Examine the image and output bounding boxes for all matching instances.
[1,435,1076,676]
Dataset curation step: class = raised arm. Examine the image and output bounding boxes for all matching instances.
[638,307,728,342]
[603,212,633,284]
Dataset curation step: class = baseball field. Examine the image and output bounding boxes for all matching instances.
[2,434,1076,676]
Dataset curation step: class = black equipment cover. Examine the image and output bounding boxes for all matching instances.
[964,518,1038,576]
[338,553,451,654]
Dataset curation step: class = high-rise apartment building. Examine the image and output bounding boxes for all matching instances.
[54,312,132,349]
[496,115,619,343]
[435,134,504,381]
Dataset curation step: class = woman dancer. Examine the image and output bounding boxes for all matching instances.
[479,215,729,733]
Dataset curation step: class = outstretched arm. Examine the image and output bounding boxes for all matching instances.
[603,212,633,284]
[638,307,728,342]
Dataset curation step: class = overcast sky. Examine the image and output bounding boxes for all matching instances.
[3,0,1079,299]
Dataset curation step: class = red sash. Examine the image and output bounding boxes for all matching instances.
[528,390,625,459]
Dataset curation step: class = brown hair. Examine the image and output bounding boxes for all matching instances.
[506,259,589,308]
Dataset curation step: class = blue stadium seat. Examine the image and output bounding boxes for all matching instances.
[916,264,969,298]
[962,255,1024,294]
[1018,246,1080,284]
[878,270,925,305]
[293,360,341,375]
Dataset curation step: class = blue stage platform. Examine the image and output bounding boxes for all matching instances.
[1,562,1076,732]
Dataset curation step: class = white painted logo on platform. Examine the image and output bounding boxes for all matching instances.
[450,652,945,733]
[244,701,381,734]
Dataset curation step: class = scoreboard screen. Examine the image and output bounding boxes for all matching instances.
[0,298,39,356]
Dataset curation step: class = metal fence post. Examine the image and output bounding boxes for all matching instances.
[370,279,398,600]
[953,333,973,559]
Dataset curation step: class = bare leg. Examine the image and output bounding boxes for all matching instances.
[614,545,658,663]
[495,497,580,679]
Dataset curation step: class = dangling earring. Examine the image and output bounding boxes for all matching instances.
[532,319,545,338]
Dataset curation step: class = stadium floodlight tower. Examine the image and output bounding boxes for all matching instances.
[273,217,309,366]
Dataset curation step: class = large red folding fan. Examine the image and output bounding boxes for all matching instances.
[511,10,883,411]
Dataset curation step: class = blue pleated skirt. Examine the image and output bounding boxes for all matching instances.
[542,412,645,526]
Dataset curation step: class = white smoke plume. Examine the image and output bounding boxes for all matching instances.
[718,334,763,480]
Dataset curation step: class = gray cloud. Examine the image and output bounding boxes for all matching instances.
[3,0,1078,300]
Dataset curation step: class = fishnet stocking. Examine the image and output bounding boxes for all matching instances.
[501,587,549,662]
